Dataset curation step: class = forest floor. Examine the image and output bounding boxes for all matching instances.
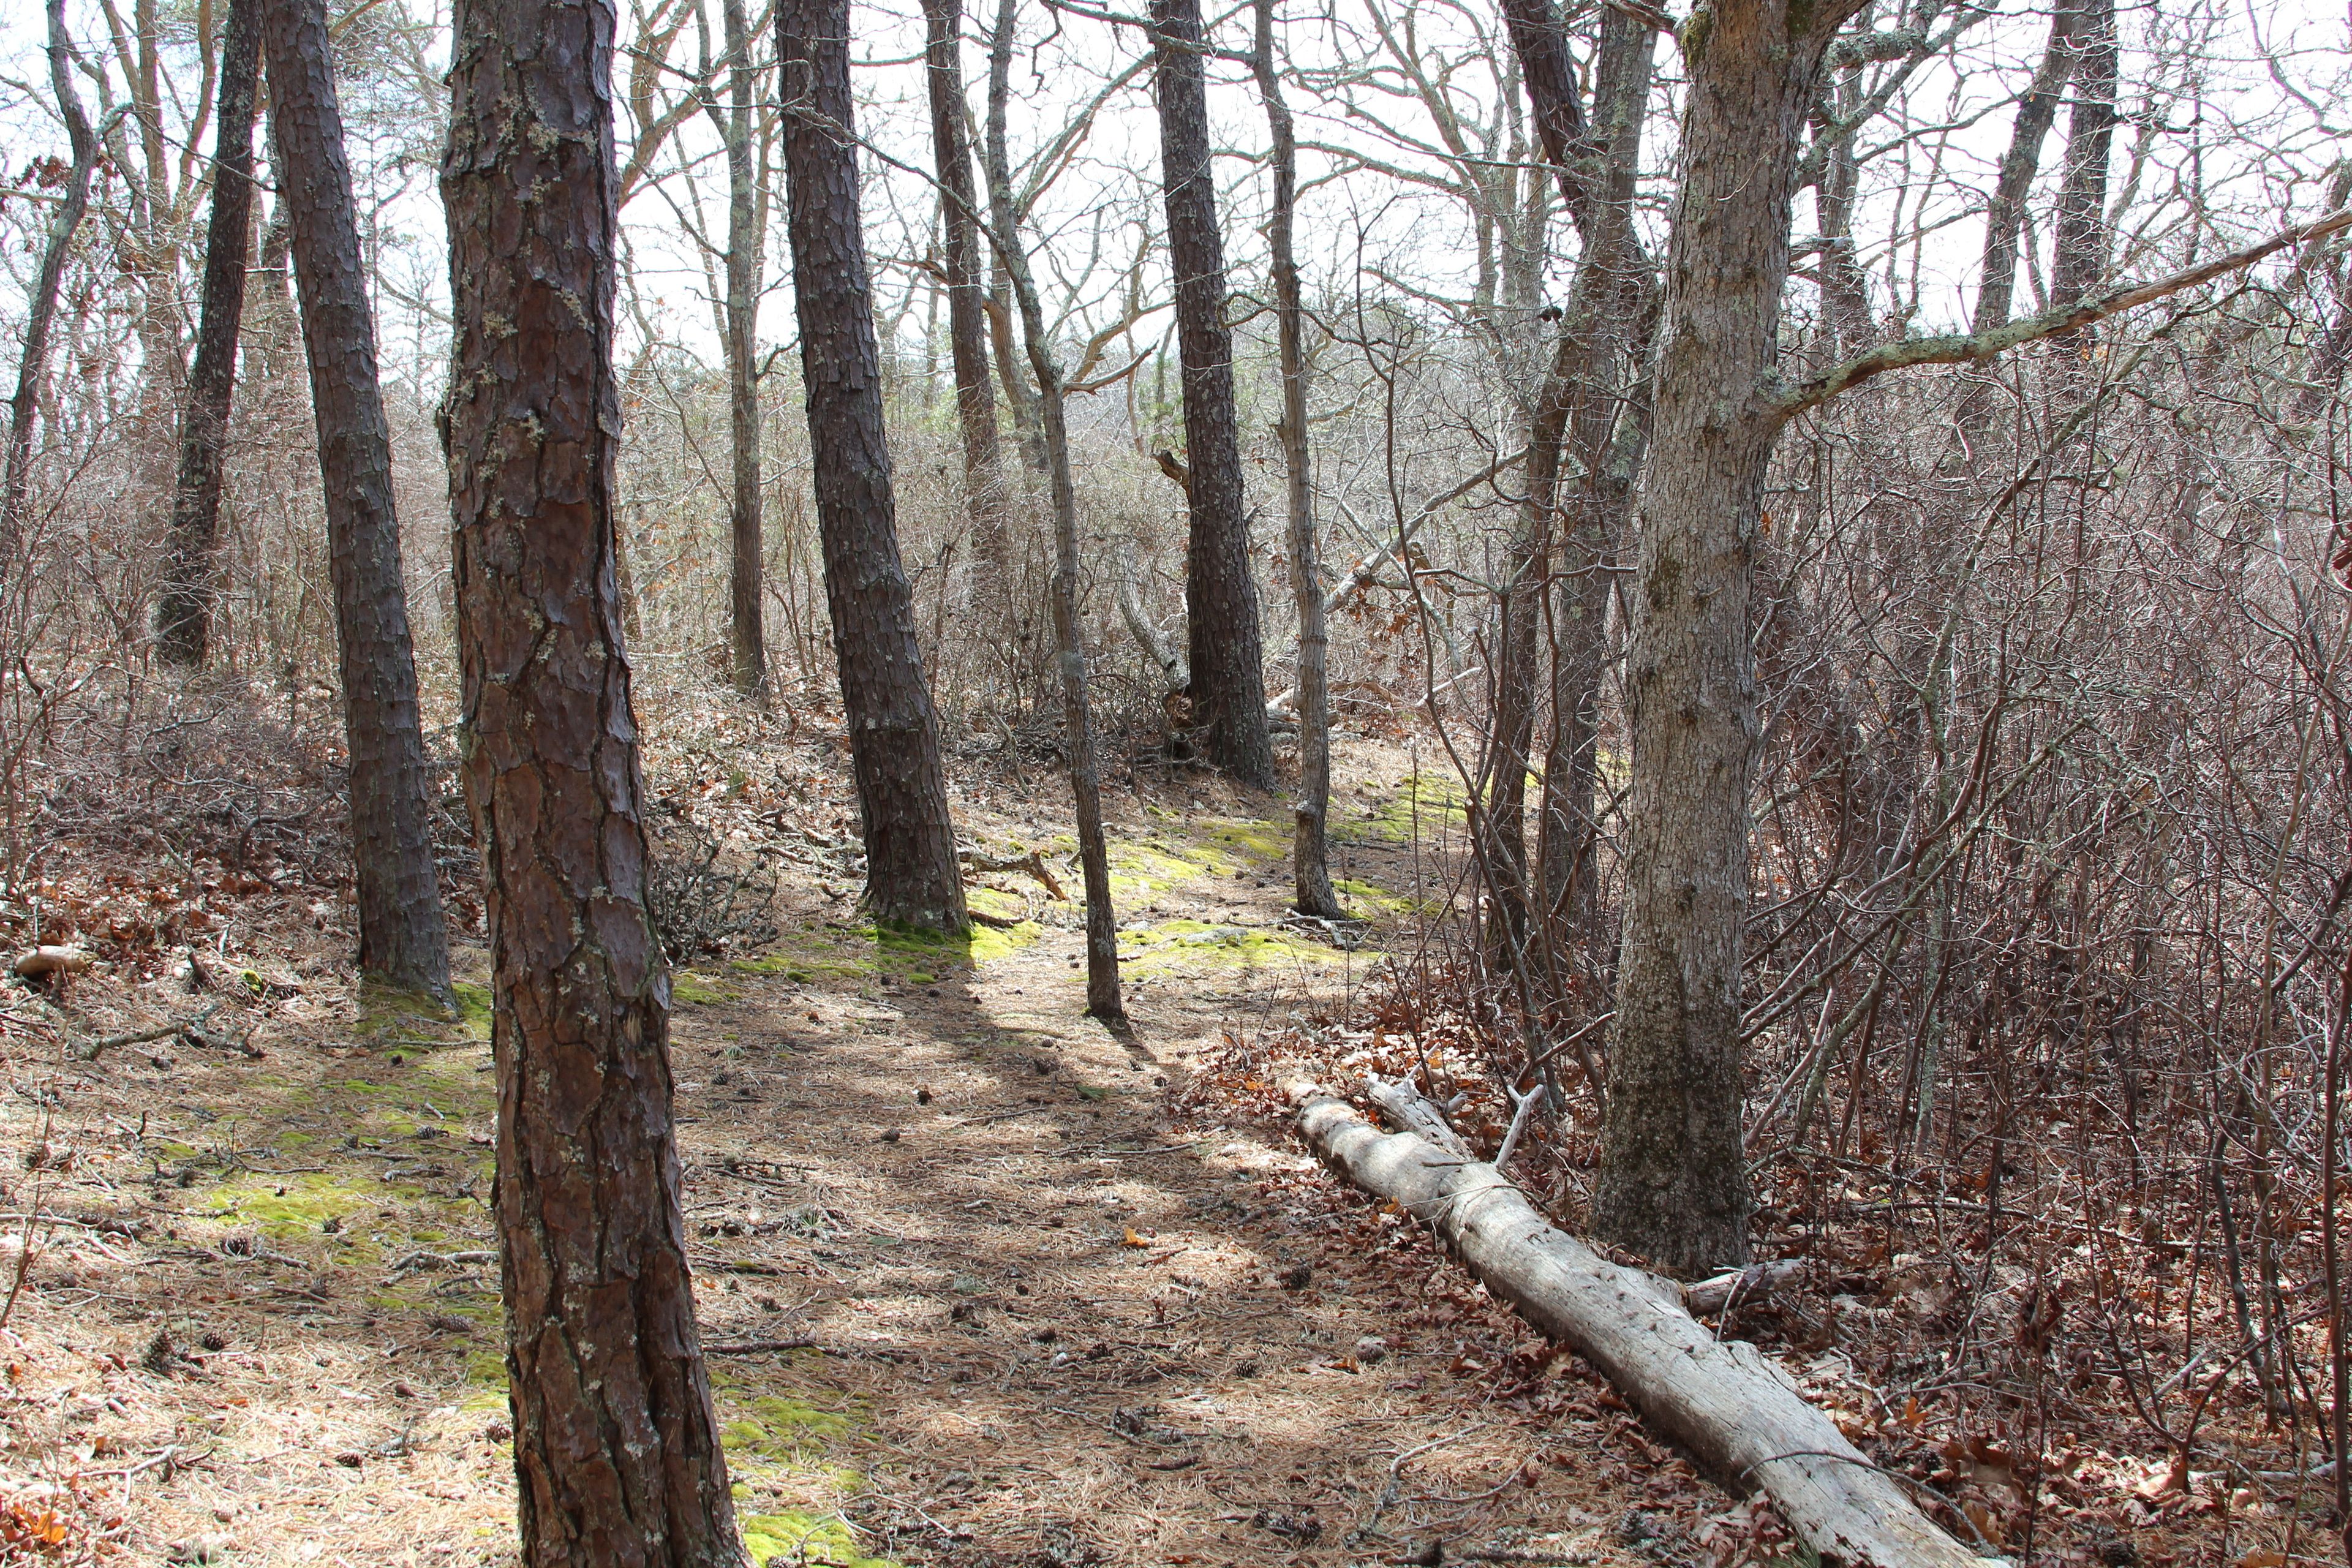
[0,733,1747,1568]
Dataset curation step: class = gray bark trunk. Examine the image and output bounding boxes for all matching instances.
[715,0,767,699]
[1595,0,1862,1276]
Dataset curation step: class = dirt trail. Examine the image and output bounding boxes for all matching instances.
[0,756,1727,1566]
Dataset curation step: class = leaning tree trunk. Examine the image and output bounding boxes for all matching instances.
[1970,0,2080,336]
[2,0,100,565]
[156,0,261,668]
[717,0,767,701]
[1148,0,1275,789]
[1250,0,1341,920]
[778,0,969,935]
[1594,0,1862,1277]
[442,0,744,1558]
[920,0,1011,624]
[262,0,453,1005]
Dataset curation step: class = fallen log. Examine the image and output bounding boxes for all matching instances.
[1292,1079,1991,1568]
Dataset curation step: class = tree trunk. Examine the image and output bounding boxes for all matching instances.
[262,0,453,1004]
[778,0,970,934]
[442,0,744,1558]
[982,0,1122,1021]
[2,0,100,564]
[1295,1084,1985,1568]
[921,0,1011,624]
[1534,7,1654,970]
[2049,0,2116,311]
[717,0,767,701]
[1148,0,1275,789]
[1970,0,2079,335]
[983,0,1049,479]
[1594,0,1861,1277]
[156,0,261,668]
[1250,0,1341,920]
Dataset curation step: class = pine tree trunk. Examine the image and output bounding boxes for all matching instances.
[442,0,744,1558]
[156,0,261,668]
[921,0,1011,622]
[1250,0,1340,920]
[1148,0,1274,789]
[1594,0,1860,1278]
[2,0,100,565]
[262,0,452,1004]
[718,0,767,701]
[778,0,970,935]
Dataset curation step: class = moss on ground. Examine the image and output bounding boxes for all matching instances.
[1109,917,1353,978]
[742,1511,894,1567]
[674,971,740,1006]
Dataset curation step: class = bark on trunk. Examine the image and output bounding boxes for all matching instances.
[982,4,1123,1020]
[778,0,969,934]
[1294,1084,1984,1568]
[1595,0,1860,1277]
[1536,9,1654,968]
[983,0,1049,478]
[1148,0,1275,789]
[920,0,1011,622]
[2049,0,2116,311]
[1250,0,1340,920]
[441,0,744,1558]
[263,0,453,1004]
[717,0,767,701]
[156,0,262,668]
[1970,1,2079,336]
[2,0,100,564]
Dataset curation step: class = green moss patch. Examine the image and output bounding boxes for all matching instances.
[674,971,740,1006]
[723,1394,853,1456]
[1110,918,1349,977]
[742,1512,894,1567]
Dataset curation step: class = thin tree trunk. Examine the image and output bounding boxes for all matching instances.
[1148,0,1275,789]
[921,0,1011,622]
[982,0,1122,1020]
[1533,7,1654,969]
[778,0,970,934]
[443,0,743,1558]
[1250,0,1340,920]
[2,0,101,564]
[262,0,453,1003]
[1594,0,1862,1277]
[983,0,1048,478]
[156,0,261,668]
[1972,1,2079,336]
[716,0,767,700]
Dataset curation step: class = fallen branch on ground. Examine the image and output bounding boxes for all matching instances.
[1290,1078,1989,1568]
[73,1002,224,1062]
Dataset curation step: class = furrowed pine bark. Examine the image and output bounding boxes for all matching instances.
[1148,0,1275,788]
[262,0,453,1005]
[441,0,744,1558]
[982,0,1122,1020]
[2,0,101,565]
[1250,0,1341,920]
[156,0,261,668]
[1595,0,1864,1276]
[920,0,1012,624]
[778,0,970,934]
[716,0,767,701]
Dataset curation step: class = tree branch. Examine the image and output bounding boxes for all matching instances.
[1772,205,2352,418]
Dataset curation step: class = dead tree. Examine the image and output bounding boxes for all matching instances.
[442,0,743,1556]
[262,0,453,1005]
